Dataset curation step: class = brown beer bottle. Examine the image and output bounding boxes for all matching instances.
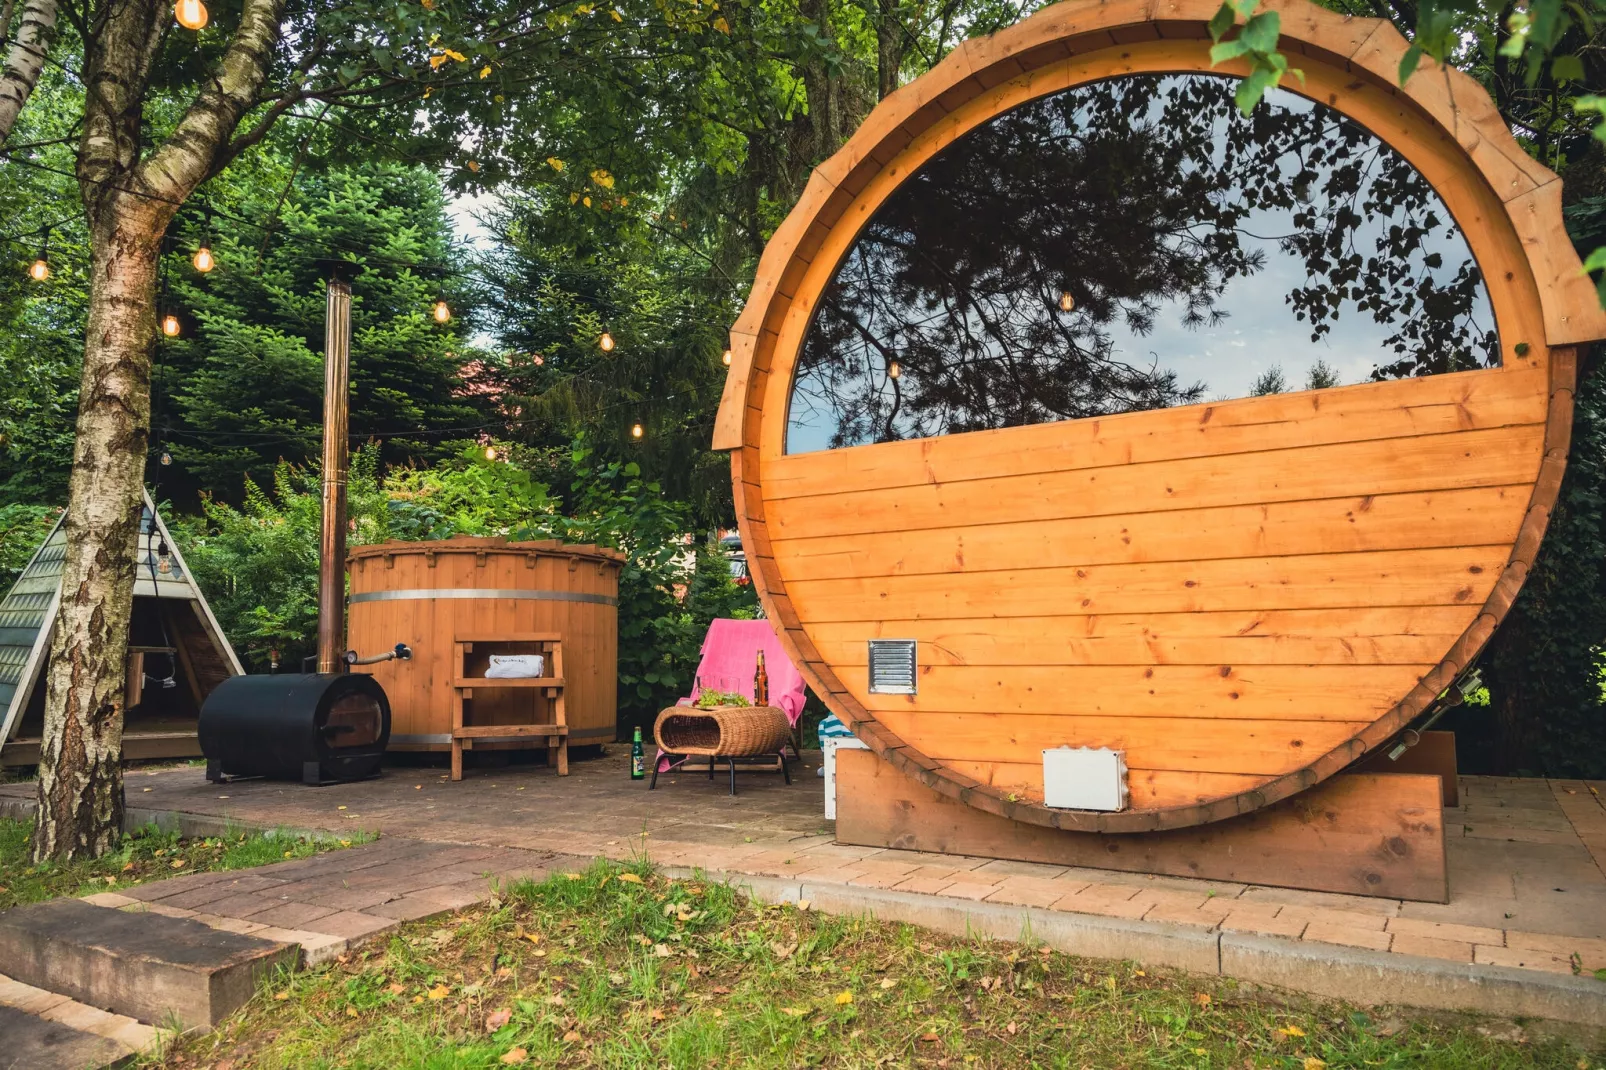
[754,649,769,707]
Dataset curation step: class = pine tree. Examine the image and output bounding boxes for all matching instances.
[153,163,489,502]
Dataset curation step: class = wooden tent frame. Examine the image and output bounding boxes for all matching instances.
[0,490,243,764]
[714,0,1606,834]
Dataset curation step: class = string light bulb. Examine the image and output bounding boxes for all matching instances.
[1058,290,1075,313]
[630,422,644,439]
[161,313,181,337]
[155,537,173,575]
[722,348,733,366]
[484,445,497,460]
[159,450,172,466]
[888,360,902,380]
[433,300,452,324]
[599,331,615,353]
[175,0,207,29]
[192,245,214,273]
[27,227,49,281]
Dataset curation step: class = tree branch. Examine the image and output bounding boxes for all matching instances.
[0,0,59,145]
[137,0,288,202]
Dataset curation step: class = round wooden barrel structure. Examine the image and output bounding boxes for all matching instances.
[713,0,1606,832]
[347,538,623,750]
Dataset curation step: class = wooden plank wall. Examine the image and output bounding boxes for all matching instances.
[761,368,1544,811]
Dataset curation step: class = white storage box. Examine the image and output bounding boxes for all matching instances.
[1042,746,1128,811]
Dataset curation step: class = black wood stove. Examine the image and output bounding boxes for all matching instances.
[199,673,390,786]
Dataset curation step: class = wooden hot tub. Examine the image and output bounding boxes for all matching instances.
[713,0,1606,836]
[346,538,622,750]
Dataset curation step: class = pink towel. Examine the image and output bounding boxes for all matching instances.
[683,618,807,727]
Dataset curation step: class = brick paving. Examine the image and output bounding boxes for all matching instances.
[4,756,1605,980]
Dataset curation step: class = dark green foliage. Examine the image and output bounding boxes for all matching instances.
[1468,355,1606,777]
[154,163,489,503]
[0,503,59,590]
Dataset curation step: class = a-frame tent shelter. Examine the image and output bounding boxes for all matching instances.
[0,490,242,766]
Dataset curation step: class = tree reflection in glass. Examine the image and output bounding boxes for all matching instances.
[786,73,1498,454]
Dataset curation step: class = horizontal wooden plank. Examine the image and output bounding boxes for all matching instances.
[942,758,1269,810]
[765,424,1543,539]
[807,606,1478,666]
[453,724,567,738]
[870,710,1366,775]
[855,663,1425,720]
[813,632,1465,669]
[770,484,1530,581]
[785,546,1507,622]
[763,365,1547,500]
[454,678,565,689]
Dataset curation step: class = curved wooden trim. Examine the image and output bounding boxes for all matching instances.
[718,0,1599,832]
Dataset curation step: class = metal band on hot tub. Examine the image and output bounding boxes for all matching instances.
[349,588,619,607]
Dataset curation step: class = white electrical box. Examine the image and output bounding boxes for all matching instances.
[1042,746,1129,811]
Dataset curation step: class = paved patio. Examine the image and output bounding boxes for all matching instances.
[3,753,1605,1023]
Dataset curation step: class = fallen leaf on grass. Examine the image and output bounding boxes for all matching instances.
[797,899,812,911]
[653,944,671,957]
[1006,1021,1017,1035]
[274,991,289,1001]
[565,873,583,881]
[426,984,450,1001]
[1277,1025,1306,1038]
[501,1048,528,1065]
[834,991,853,1006]
[649,1008,666,1021]
[920,1031,940,1043]
[617,872,643,884]
[712,985,731,995]
[121,862,134,872]
[770,941,797,960]
[346,1006,358,1018]
[485,1008,511,1032]
[562,1031,582,1043]
[780,1007,807,1017]
[1194,992,1211,1007]
[386,983,405,995]
[1304,1060,1327,1070]
[608,972,626,985]
[170,859,187,869]
[879,978,896,990]
[523,932,541,945]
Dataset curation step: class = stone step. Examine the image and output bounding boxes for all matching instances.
[0,897,298,1030]
[0,1003,132,1070]
[0,974,162,1070]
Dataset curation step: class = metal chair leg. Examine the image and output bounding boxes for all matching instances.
[650,751,662,789]
[729,756,737,795]
[779,749,791,785]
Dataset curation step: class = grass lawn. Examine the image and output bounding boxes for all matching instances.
[0,816,368,910]
[157,859,1603,1069]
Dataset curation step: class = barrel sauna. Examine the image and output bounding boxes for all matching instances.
[346,539,622,751]
[714,0,1606,834]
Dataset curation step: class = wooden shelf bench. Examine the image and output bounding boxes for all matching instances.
[451,633,568,781]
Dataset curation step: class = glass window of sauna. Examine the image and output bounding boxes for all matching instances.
[785,73,1499,454]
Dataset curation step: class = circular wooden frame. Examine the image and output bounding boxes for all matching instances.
[715,0,1606,832]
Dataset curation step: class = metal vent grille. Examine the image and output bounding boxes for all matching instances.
[868,639,917,694]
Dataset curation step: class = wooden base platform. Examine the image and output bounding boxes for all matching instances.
[835,749,1447,902]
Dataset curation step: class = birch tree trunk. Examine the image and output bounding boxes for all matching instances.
[32,0,288,863]
[0,0,57,145]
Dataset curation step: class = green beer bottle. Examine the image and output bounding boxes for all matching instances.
[630,725,646,780]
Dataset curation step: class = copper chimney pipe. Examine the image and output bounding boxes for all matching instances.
[317,278,352,674]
